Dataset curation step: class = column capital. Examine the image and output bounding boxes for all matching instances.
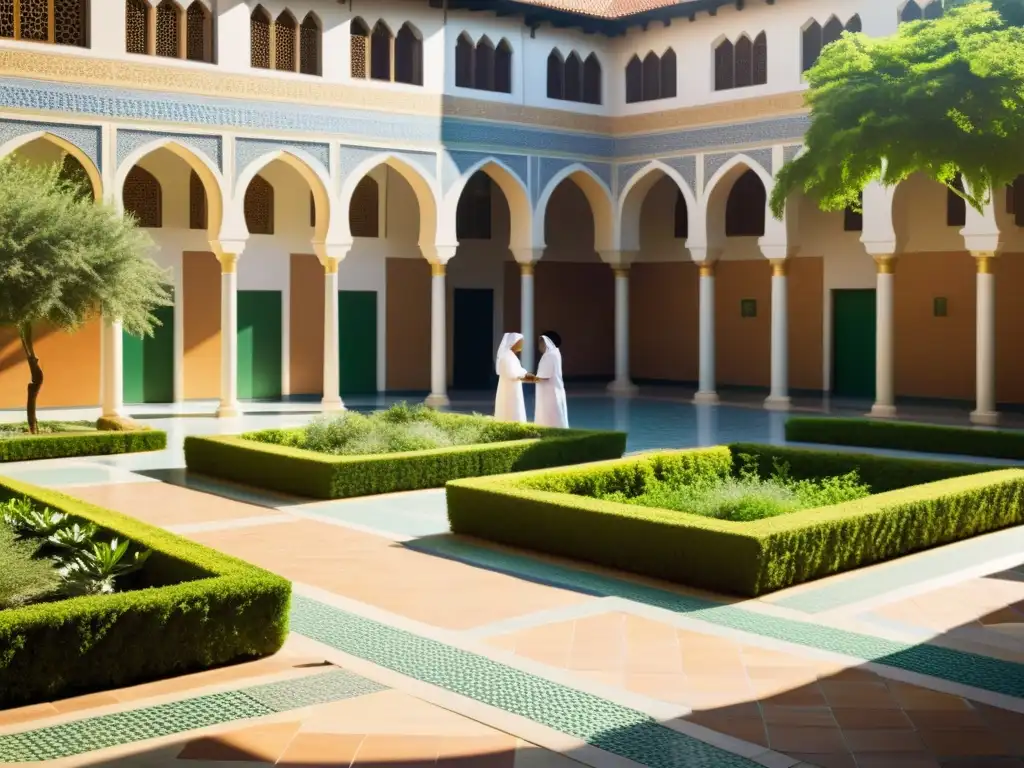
[520,262,535,277]
[210,239,247,260]
[322,258,340,275]
[612,265,629,279]
[698,261,716,278]
[314,241,352,264]
[873,255,897,274]
[769,259,788,277]
[217,252,239,274]
[973,251,997,273]
[430,261,446,277]
[423,244,458,265]
[511,247,543,266]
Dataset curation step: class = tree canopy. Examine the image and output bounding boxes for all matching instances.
[0,158,172,430]
[770,1,1024,218]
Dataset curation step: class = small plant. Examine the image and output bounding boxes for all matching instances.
[57,537,151,596]
[2,498,67,537]
[46,522,99,552]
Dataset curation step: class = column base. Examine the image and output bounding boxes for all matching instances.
[970,409,999,427]
[216,402,240,418]
[607,380,639,396]
[693,391,720,405]
[321,397,345,413]
[869,402,897,419]
[764,395,791,411]
[101,407,126,419]
[425,392,450,407]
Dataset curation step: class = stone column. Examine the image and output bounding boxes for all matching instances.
[695,260,719,404]
[520,262,536,372]
[321,257,343,411]
[765,258,790,410]
[217,253,240,418]
[425,261,449,407]
[609,265,638,395]
[870,255,897,418]
[101,317,125,418]
[972,252,998,425]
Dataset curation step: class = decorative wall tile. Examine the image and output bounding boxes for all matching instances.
[116,128,222,171]
[442,150,529,196]
[234,137,329,181]
[783,144,803,164]
[0,118,101,170]
[665,155,697,193]
[338,145,436,188]
[441,117,614,159]
[703,148,773,189]
[534,157,612,205]
[615,115,809,159]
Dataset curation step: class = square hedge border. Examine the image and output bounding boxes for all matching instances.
[0,430,167,462]
[0,476,291,708]
[446,443,1024,597]
[184,422,627,500]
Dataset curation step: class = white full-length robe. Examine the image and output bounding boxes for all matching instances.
[534,336,569,428]
[494,332,527,423]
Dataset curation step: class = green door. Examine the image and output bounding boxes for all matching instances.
[122,305,174,403]
[237,290,282,400]
[832,289,876,399]
[339,290,377,395]
[453,288,495,390]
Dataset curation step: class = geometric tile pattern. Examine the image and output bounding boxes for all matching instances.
[0,670,382,762]
[290,596,764,768]
[407,537,1024,697]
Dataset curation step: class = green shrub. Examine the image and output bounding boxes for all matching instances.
[0,429,166,462]
[0,476,290,708]
[186,413,626,500]
[446,444,1024,597]
[0,420,94,438]
[785,417,1024,461]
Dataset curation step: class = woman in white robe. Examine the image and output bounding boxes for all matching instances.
[534,332,569,428]
[494,332,530,422]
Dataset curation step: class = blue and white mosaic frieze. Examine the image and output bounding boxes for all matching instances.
[614,115,809,160]
[534,157,612,205]
[116,128,222,171]
[441,150,530,195]
[703,147,774,189]
[338,145,437,187]
[0,117,101,170]
[614,155,697,198]
[234,137,330,181]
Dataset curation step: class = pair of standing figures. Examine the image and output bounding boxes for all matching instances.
[494,332,569,428]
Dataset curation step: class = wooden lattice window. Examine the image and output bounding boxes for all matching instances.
[0,0,86,45]
[250,5,270,69]
[752,32,767,85]
[455,32,473,87]
[674,189,688,239]
[546,50,563,99]
[456,172,492,241]
[494,39,512,93]
[125,0,147,53]
[582,53,601,104]
[19,0,49,41]
[299,12,319,75]
[369,21,391,80]
[155,0,179,58]
[734,36,752,88]
[660,48,676,98]
[189,170,207,230]
[123,166,162,228]
[714,39,734,91]
[473,37,494,91]
[349,176,379,238]
[564,52,582,102]
[244,174,274,235]
[0,0,13,39]
[725,170,766,238]
[350,17,368,78]
[186,1,210,62]
[309,191,315,228]
[641,52,659,102]
[395,22,422,85]
[625,55,641,104]
[53,0,84,45]
[274,11,295,71]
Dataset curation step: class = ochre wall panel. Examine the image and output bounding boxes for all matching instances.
[386,258,431,391]
[289,253,325,396]
[997,252,1024,404]
[183,251,221,400]
[0,320,101,409]
[716,259,771,388]
[893,252,975,401]
[629,262,699,383]
[788,256,824,391]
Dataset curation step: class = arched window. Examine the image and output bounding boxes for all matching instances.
[546,49,564,99]
[494,39,512,94]
[123,166,162,229]
[395,23,422,85]
[734,35,752,88]
[455,32,473,88]
[274,11,296,71]
[456,172,492,241]
[802,21,822,72]
[244,175,274,235]
[822,16,844,47]
[250,5,271,69]
[474,36,495,91]
[846,14,862,33]
[189,170,207,230]
[947,174,966,228]
[924,1,942,19]
[350,17,369,78]
[370,21,392,81]
[1007,176,1024,227]
[583,53,601,104]
[900,0,923,23]
[564,52,582,102]
[725,170,766,237]
[4,0,88,45]
[660,48,677,98]
[641,52,659,102]
[625,55,642,104]
[155,0,180,58]
[714,39,734,91]
[674,189,688,239]
[350,176,380,238]
[125,0,147,54]
[844,193,864,232]
[186,1,211,62]
[298,13,319,74]
[752,32,767,85]
[54,0,87,45]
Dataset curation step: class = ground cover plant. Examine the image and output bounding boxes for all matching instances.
[447,443,1023,596]
[0,420,95,439]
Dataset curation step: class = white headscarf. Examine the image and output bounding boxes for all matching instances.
[540,335,561,364]
[496,332,524,374]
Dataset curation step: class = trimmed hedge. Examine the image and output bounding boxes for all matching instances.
[184,420,627,499]
[786,416,1024,461]
[0,476,290,707]
[0,430,167,462]
[446,444,1024,597]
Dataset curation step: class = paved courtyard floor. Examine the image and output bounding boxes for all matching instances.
[4,389,1024,767]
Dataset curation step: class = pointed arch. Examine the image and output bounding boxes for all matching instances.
[123,166,162,228]
[349,176,379,238]
[564,51,582,102]
[250,5,271,69]
[617,160,699,252]
[274,10,297,72]
[583,53,601,104]
[546,48,564,99]
[535,164,615,252]
[846,14,862,33]
[625,54,642,104]
[924,0,942,19]
[299,12,321,75]
[822,15,844,47]
[0,131,103,202]
[244,175,274,235]
[338,153,439,247]
[395,22,422,85]
[725,170,766,237]
[455,32,473,88]
[802,19,822,72]
[350,16,369,78]
[752,31,767,85]
[703,153,774,205]
[900,0,923,23]
[495,39,512,94]
[641,51,659,102]
[186,0,211,62]
[155,0,181,58]
[235,149,333,243]
[734,34,753,88]
[660,48,677,98]
[125,0,148,54]
[370,19,393,81]
[443,156,532,250]
[475,35,495,92]
[714,37,734,91]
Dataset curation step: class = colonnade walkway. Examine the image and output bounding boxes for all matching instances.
[3,391,1024,767]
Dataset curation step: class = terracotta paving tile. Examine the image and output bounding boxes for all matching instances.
[435,736,517,768]
[351,735,442,767]
[51,691,121,714]
[278,733,365,768]
[682,715,768,747]
[841,729,926,753]
[917,728,1013,757]
[977,703,1024,731]
[496,622,575,669]
[852,756,941,768]
[297,691,498,737]
[67,482,278,527]
[566,614,626,671]
[830,707,914,730]
[885,682,972,711]
[766,725,848,753]
[763,684,828,708]
[0,702,59,727]
[624,672,690,703]
[760,705,836,728]
[177,721,301,762]
[903,708,989,731]
[786,753,857,768]
[820,681,899,710]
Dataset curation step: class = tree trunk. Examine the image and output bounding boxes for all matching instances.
[20,326,42,435]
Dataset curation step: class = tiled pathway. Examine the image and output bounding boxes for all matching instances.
[5,394,1024,767]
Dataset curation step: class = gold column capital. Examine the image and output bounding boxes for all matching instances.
[698,261,716,278]
[217,253,238,274]
[323,258,340,275]
[873,255,897,274]
[769,259,788,278]
[431,261,446,277]
[973,251,997,274]
[612,266,629,279]
[519,263,534,277]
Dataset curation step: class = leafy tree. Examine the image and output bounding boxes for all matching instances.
[770,1,1024,218]
[0,158,172,433]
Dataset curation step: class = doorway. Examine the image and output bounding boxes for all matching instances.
[237,290,282,400]
[122,304,174,403]
[832,289,876,399]
[338,290,378,395]
[453,288,495,390]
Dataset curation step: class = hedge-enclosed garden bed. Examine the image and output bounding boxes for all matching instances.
[0,419,166,462]
[446,443,1021,597]
[0,475,290,708]
[184,409,627,500]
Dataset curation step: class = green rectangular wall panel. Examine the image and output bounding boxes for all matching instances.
[832,289,876,399]
[237,291,282,400]
[122,305,174,404]
[452,289,495,391]
[338,291,378,396]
